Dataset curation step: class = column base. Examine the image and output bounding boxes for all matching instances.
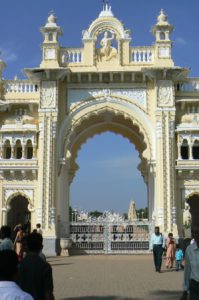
[60,249,70,256]
[43,237,59,256]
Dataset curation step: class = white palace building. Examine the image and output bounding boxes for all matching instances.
[0,4,198,254]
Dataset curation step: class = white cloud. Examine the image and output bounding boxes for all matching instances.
[175,37,187,46]
[0,41,18,63]
[0,47,17,63]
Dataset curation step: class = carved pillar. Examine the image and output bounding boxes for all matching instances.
[155,117,164,228]
[147,163,156,222]
[189,142,193,160]
[156,80,177,234]
[22,141,26,159]
[57,161,70,237]
[11,142,15,159]
[38,81,57,236]
[177,143,182,160]
[1,208,7,225]
[0,142,3,158]
[32,143,37,158]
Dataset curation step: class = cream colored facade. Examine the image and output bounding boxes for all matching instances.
[0,5,198,254]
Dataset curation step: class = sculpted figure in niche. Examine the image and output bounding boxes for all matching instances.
[96,31,117,62]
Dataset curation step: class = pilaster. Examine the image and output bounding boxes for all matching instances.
[38,80,58,237]
[156,79,177,234]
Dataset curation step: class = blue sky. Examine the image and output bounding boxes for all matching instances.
[1,1,199,214]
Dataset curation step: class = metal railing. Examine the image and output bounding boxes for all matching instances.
[70,220,154,254]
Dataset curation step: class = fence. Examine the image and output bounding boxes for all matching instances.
[70,220,154,254]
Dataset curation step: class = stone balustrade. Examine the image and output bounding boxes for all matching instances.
[60,48,83,64]
[4,80,39,93]
[60,46,155,66]
[131,46,154,63]
[175,79,199,92]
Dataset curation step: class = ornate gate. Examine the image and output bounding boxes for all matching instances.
[70,219,154,254]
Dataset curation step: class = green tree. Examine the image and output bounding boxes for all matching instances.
[136,207,148,219]
[89,211,103,218]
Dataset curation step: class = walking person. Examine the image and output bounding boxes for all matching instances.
[165,232,176,269]
[175,244,184,271]
[18,232,55,300]
[14,225,25,261]
[180,224,199,300]
[0,250,33,299]
[150,226,165,273]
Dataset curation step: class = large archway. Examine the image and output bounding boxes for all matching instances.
[7,195,31,234]
[57,98,155,239]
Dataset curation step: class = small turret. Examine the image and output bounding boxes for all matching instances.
[152,9,173,42]
[152,9,174,65]
[40,12,63,68]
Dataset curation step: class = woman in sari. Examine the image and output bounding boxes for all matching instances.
[165,232,176,268]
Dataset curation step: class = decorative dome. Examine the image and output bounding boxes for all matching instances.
[45,12,58,28]
[99,3,114,18]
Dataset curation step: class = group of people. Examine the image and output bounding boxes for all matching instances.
[150,227,183,272]
[150,225,199,300]
[0,223,55,299]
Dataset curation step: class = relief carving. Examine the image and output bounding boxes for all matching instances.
[158,80,173,106]
[185,189,199,199]
[41,81,56,109]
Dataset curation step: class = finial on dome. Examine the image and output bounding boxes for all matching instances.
[157,9,169,25]
[99,0,114,17]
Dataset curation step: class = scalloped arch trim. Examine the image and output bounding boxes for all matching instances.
[59,100,154,166]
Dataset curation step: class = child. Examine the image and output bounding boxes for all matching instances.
[175,244,184,271]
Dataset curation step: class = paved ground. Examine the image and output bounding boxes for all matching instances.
[48,254,184,300]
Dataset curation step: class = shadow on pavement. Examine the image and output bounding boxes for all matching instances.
[61,297,143,300]
[149,289,181,299]
[160,268,179,273]
[49,262,74,266]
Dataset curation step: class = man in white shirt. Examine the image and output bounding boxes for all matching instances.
[180,224,199,300]
[0,249,33,300]
[150,226,165,273]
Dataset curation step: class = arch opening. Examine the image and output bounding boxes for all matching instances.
[7,195,31,234]
[186,194,199,226]
[70,131,148,217]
